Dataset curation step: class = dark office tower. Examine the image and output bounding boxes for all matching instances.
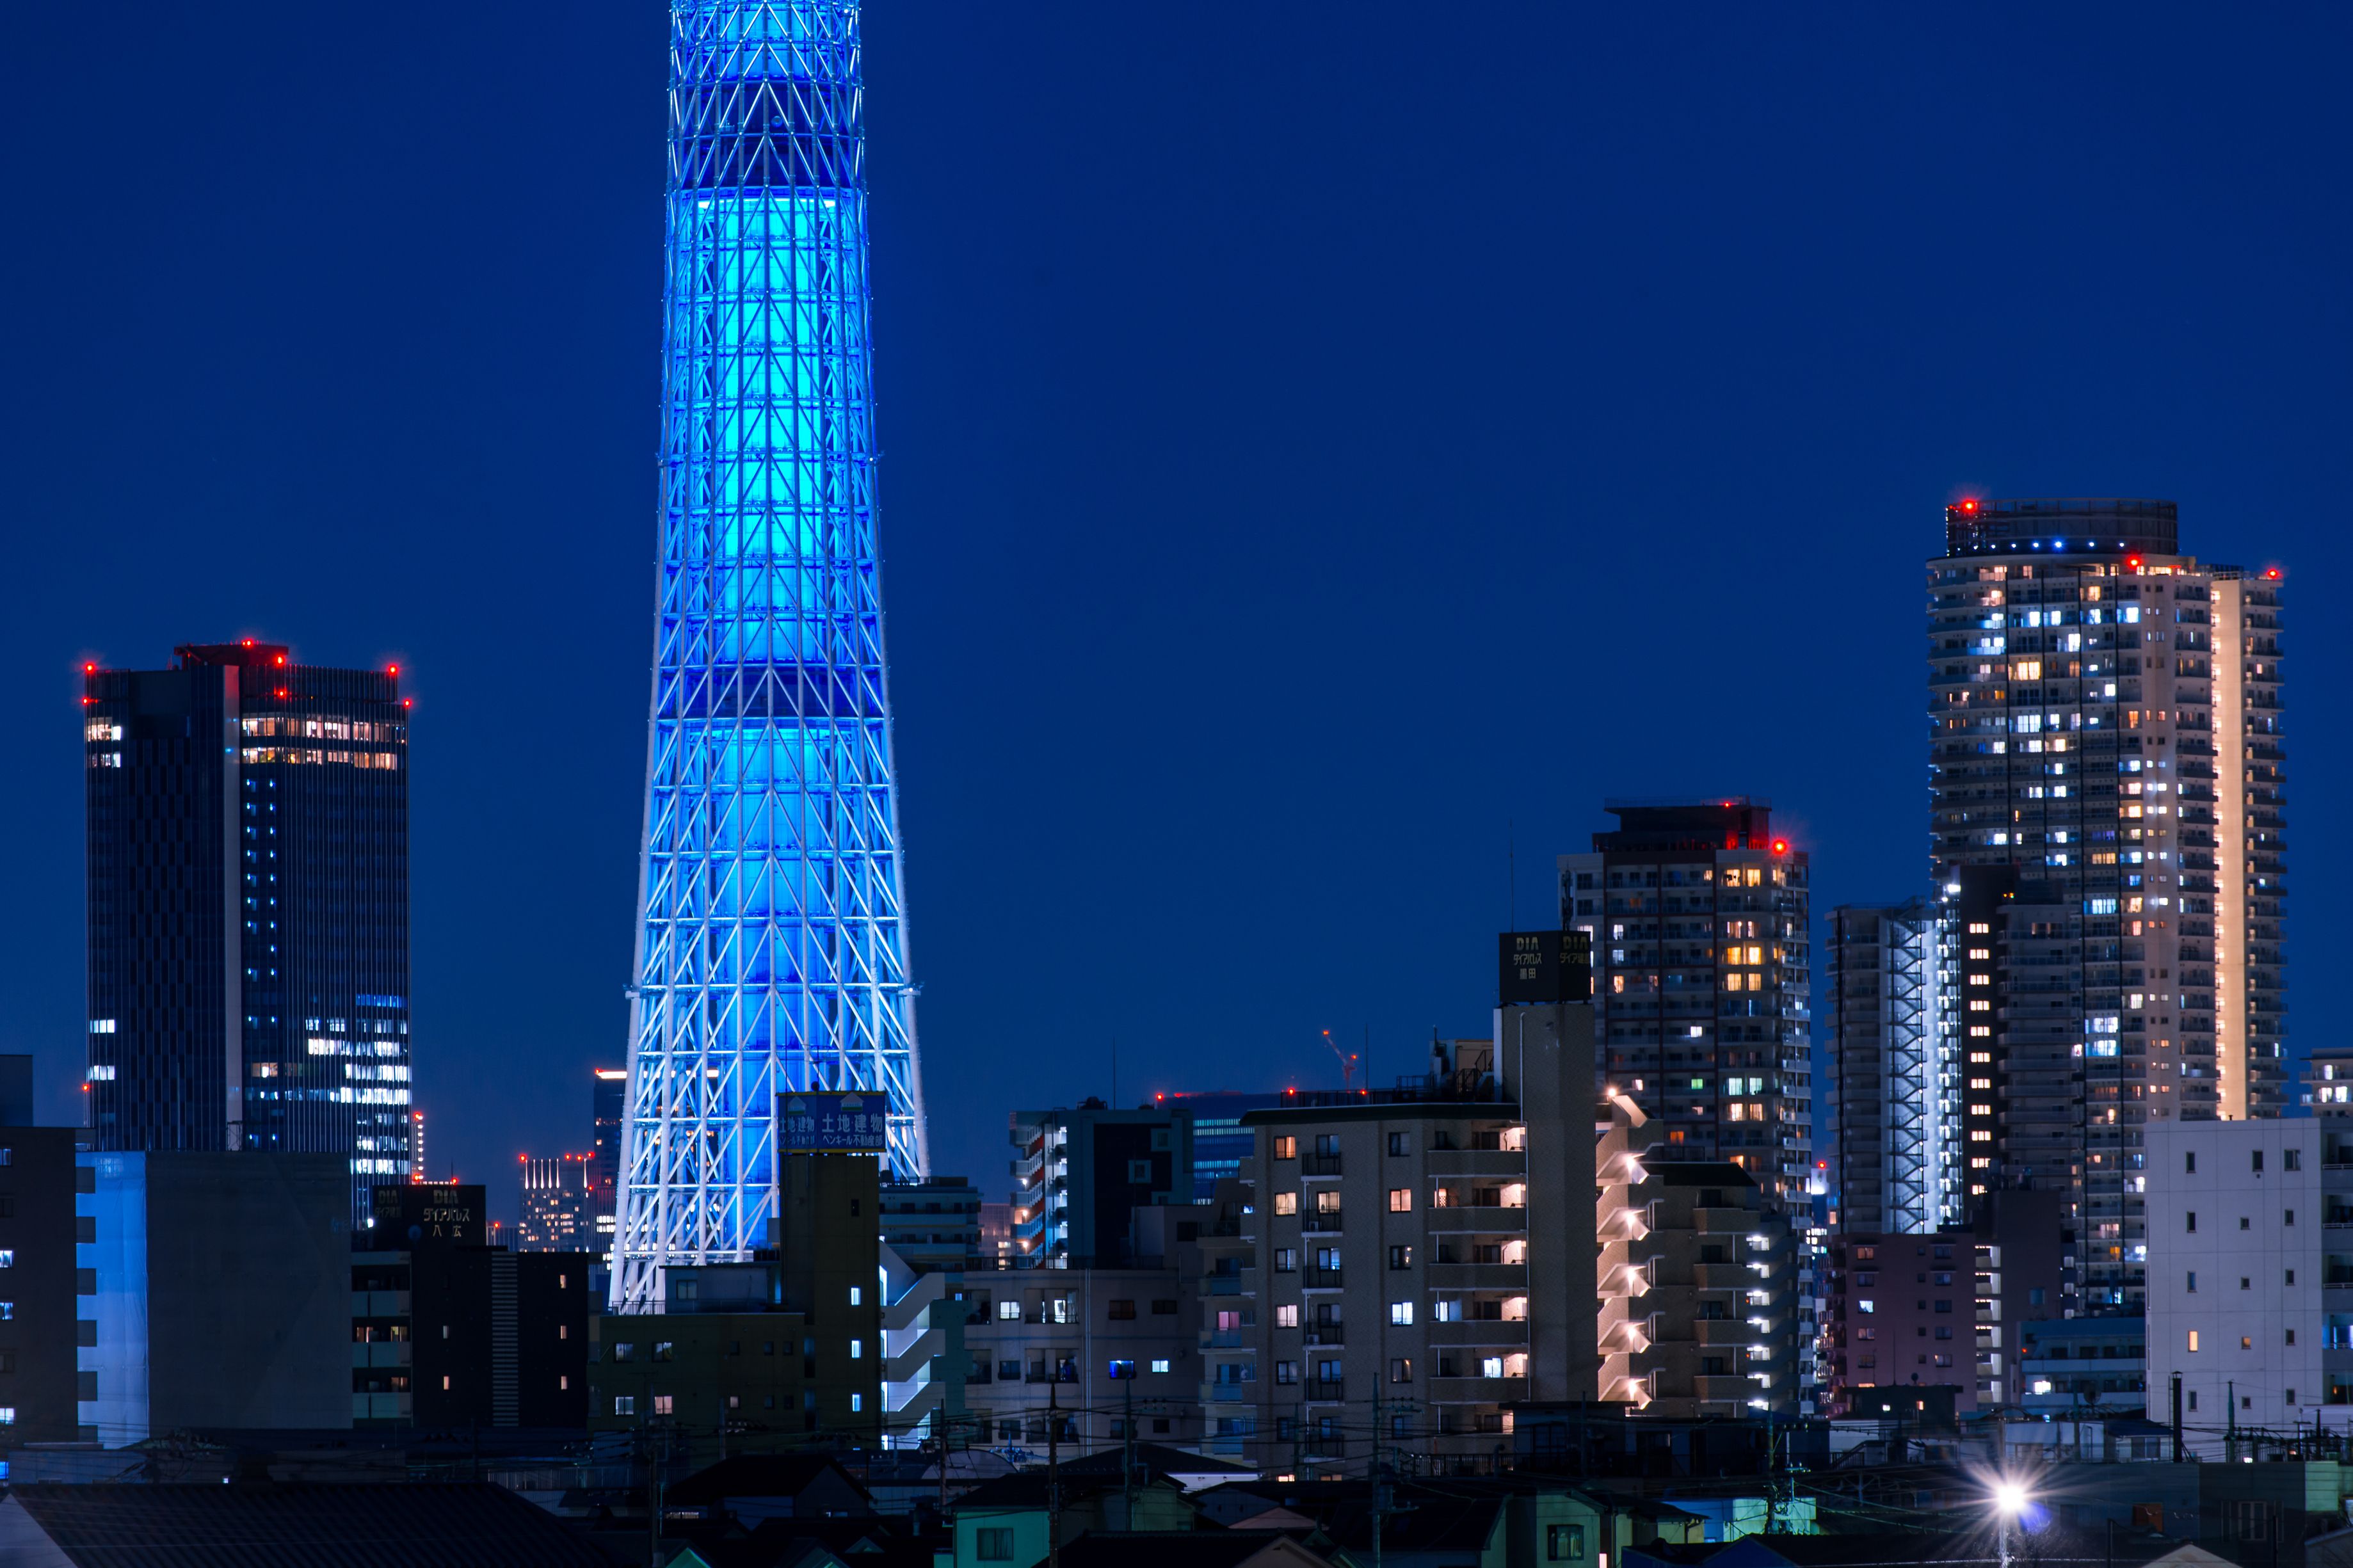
[1559,800,1813,1212]
[83,642,410,1219]
[1825,900,1958,1235]
[1929,498,2285,1311]
[590,1068,624,1248]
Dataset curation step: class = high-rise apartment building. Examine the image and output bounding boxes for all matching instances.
[1009,1102,1194,1268]
[518,1155,595,1252]
[1560,801,1813,1210]
[84,641,412,1219]
[590,1068,624,1246]
[613,0,928,1312]
[1929,497,2285,1310]
[1825,901,1958,1236]
[1195,1007,1605,1472]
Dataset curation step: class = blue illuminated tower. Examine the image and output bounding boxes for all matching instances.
[613,0,925,1309]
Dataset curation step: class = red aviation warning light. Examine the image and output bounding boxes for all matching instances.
[1772,838,1790,855]
[2266,567,2282,580]
[1960,499,1979,513]
[2126,556,2143,572]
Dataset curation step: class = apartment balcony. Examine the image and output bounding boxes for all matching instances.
[1690,1318,1755,1347]
[350,1341,412,1369]
[1200,1329,1249,1350]
[1427,1263,1527,1292]
[1692,1262,1758,1290]
[1301,1215,1345,1235]
[1301,1268,1344,1290]
[1304,1329,1346,1349]
[1305,1379,1346,1403]
[1427,1207,1525,1234]
[1428,1319,1529,1348]
[1303,1154,1344,1178]
[1428,1375,1526,1404]
[351,1290,411,1318]
[1427,1149,1524,1178]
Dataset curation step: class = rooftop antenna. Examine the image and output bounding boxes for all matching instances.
[1508,816,1517,930]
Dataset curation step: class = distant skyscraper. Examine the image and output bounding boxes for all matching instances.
[84,642,410,1219]
[613,1,926,1309]
[518,1155,595,1252]
[1560,800,1813,1211]
[1929,497,2285,1311]
[1824,900,1957,1235]
[591,1068,625,1245]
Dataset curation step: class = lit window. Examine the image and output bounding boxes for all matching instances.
[1388,1188,1411,1213]
[1150,1359,1170,1373]
[849,1339,862,1359]
[614,1396,635,1416]
[1274,1192,1297,1216]
[850,1393,863,1412]
[1390,1301,1414,1326]
[2188,1331,2200,1352]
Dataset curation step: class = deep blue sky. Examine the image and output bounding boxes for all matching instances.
[4,5,2347,1222]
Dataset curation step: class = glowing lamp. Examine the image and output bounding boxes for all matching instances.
[83,662,95,673]
[2126,556,2142,571]
[2266,568,2281,579]
[1771,839,1789,854]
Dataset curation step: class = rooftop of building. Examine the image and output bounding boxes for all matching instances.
[1,1482,614,1568]
[1941,496,2180,559]
[1586,799,1779,854]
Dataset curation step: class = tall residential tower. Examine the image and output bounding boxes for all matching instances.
[1559,800,1813,1211]
[613,1,926,1308]
[83,641,412,1219]
[1928,497,2285,1309]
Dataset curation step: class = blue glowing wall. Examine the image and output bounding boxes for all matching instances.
[613,1,924,1309]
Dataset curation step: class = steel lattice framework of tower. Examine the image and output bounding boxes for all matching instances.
[612,0,925,1311]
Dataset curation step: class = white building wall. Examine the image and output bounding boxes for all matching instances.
[2144,1120,2324,1454]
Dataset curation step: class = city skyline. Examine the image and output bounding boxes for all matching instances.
[4,3,2347,1222]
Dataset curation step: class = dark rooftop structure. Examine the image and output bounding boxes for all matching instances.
[0,1483,617,1568]
[1941,497,2180,559]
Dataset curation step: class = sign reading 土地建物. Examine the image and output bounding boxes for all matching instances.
[776,1091,888,1153]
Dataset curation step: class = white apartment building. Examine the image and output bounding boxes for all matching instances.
[2143,1119,2352,1454]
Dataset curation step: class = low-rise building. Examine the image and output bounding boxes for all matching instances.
[0,1103,81,1444]
[79,1151,353,1441]
[1822,1229,1979,1416]
[2018,1316,2147,1416]
[352,1183,590,1428]
[961,1259,1202,1457]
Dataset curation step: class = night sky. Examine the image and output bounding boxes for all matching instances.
[5,4,2347,1222]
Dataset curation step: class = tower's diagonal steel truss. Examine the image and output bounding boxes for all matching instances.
[613,0,924,1311]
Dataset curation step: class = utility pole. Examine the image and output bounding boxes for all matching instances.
[1047,1376,1061,1568]
[1120,1369,1137,1519]
[1370,1393,1385,1568]
[2171,1372,2185,1462]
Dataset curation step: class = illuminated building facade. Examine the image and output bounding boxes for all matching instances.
[1559,801,1814,1210]
[1825,899,1959,1235]
[1929,497,2286,1311]
[614,1,926,1309]
[591,1068,625,1246]
[84,641,412,1220]
[519,1155,596,1252]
